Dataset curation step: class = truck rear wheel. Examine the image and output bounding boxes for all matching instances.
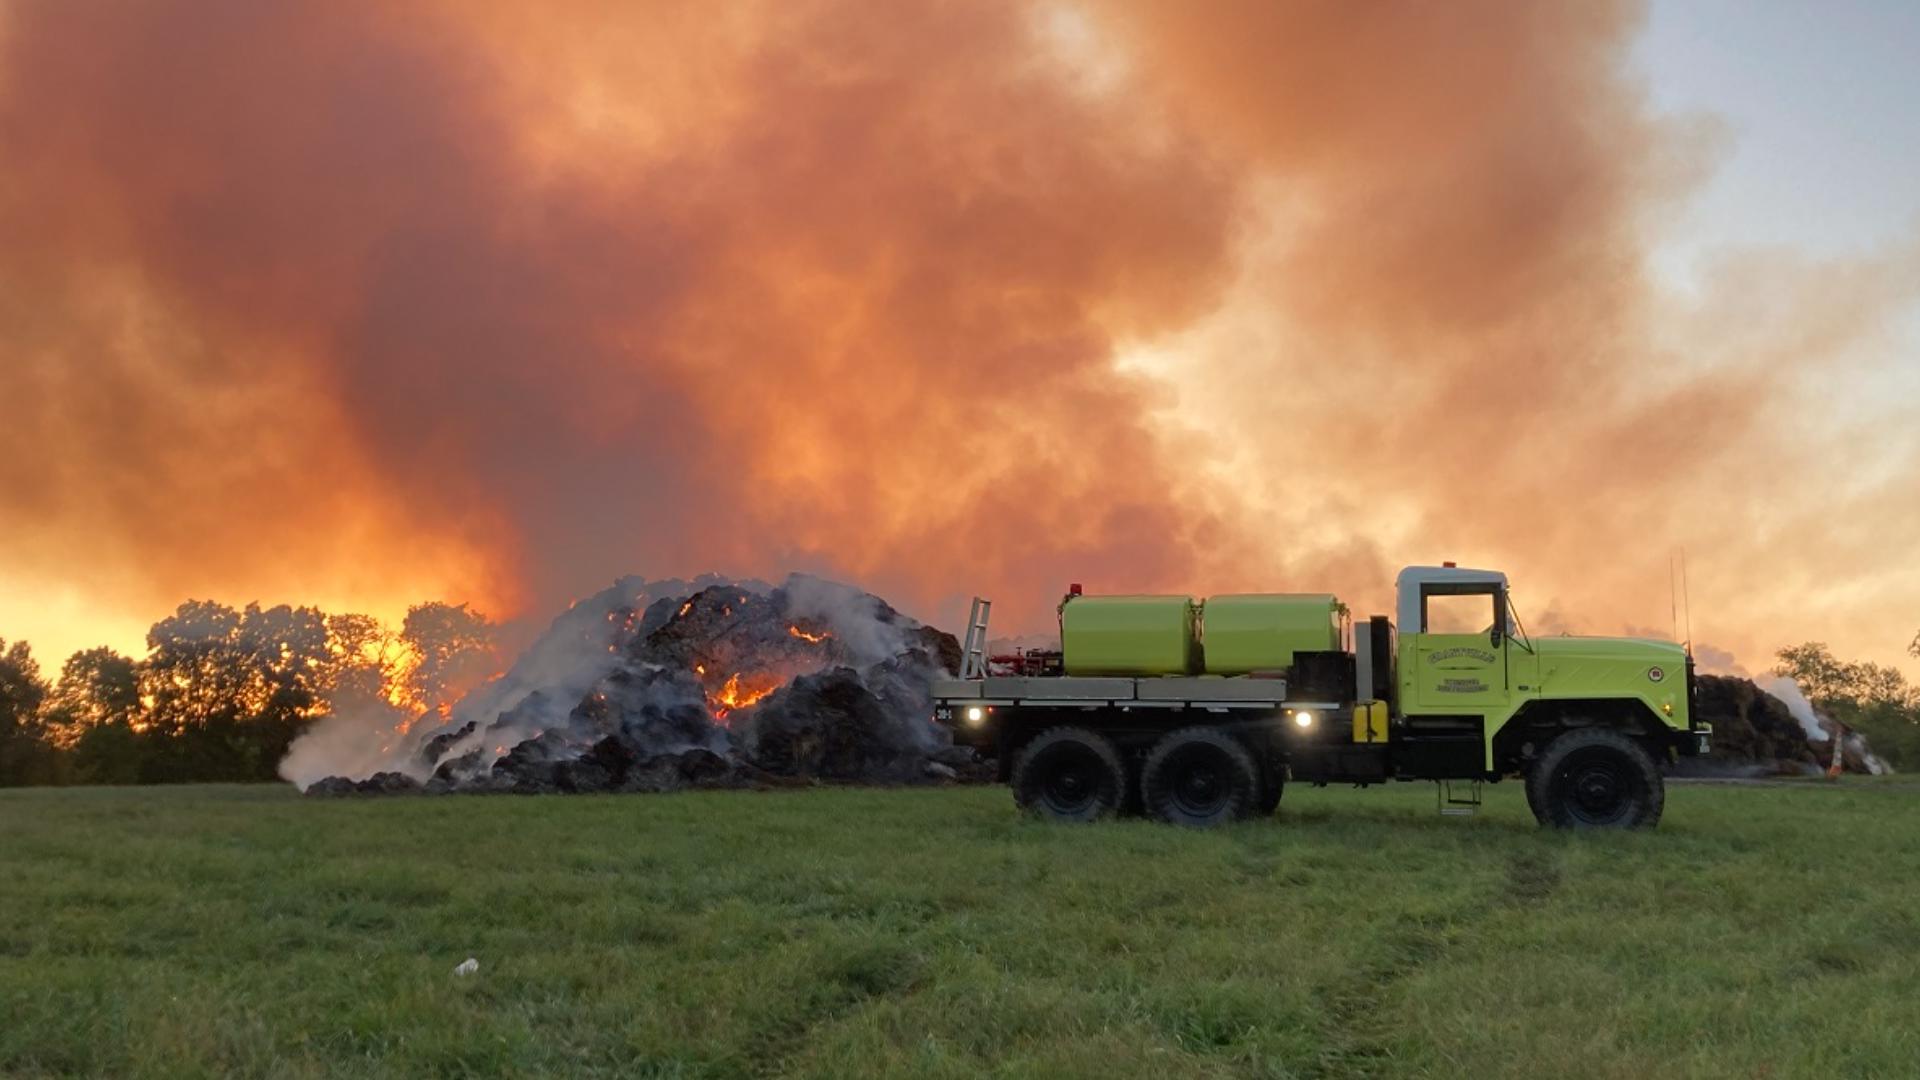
[1526,728,1664,829]
[1011,727,1127,823]
[1141,726,1260,827]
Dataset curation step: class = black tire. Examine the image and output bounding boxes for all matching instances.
[1010,727,1128,823]
[1525,728,1664,829]
[1141,726,1261,827]
[1255,767,1285,816]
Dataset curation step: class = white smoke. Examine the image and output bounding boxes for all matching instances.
[278,696,420,789]
[781,574,917,668]
[1756,676,1828,743]
[1690,642,1749,678]
[1754,674,1894,776]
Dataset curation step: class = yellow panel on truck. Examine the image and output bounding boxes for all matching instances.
[1201,594,1341,675]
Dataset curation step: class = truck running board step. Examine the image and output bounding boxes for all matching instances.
[1435,780,1483,816]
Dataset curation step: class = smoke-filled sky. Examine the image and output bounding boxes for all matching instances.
[3,0,1917,678]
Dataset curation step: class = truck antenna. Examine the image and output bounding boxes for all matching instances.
[1680,549,1693,654]
[1669,552,1679,643]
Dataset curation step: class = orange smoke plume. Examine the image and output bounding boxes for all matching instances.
[0,1,1915,677]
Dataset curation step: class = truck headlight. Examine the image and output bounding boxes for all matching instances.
[1292,710,1315,729]
[965,706,985,725]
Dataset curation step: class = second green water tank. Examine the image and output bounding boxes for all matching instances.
[1201,594,1341,675]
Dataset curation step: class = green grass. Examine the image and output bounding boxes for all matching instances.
[2,780,1918,1079]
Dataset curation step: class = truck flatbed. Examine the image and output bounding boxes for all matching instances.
[933,675,1299,709]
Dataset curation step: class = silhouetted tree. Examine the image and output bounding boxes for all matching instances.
[44,647,144,784]
[322,612,412,711]
[139,601,331,781]
[0,638,53,785]
[403,602,497,713]
[1774,642,1920,768]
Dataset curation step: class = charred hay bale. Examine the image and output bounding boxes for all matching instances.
[907,624,963,676]
[1694,675,1820,773]
[863,654,949,730]
[551,752,615,793]
[577,667,722,752]
[304,776,360,797]
[488,690,562,739]
[616,747,745,793]
[416,720,477,770]
[361,770,423,794]
[635,586,823,671]
[738,667,928,783]
[431,749,485,785]
[305,771,422,796]
[493,733,579,794]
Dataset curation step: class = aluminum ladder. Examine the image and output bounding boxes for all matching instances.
[959,597,992,678]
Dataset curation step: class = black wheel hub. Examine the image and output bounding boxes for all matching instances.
[1167,748,1230,816]
[1039,752,1104,815]
[1558,749,1639,824]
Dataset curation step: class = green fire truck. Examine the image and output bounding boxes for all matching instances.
[932,565,1709,829]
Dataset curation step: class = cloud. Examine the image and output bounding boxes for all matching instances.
[1,0,1915,677]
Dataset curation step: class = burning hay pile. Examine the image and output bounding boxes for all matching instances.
[1688,674,1889,777]
[295,575,979,796]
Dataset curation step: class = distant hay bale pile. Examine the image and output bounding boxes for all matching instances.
[1688,675,1889,777]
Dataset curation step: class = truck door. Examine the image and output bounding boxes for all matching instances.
[1410,585,1510,712]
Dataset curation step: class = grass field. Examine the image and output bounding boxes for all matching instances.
[3,779,1918,1079]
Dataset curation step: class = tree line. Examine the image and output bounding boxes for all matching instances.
[0,601,495,786]
[1772,639,1920,768]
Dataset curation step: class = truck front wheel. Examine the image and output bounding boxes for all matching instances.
[1526,728,1664,829]
[1141,726,1260,827]
[1011,727,1128,823]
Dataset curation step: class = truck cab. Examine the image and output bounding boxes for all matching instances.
[1391,565,1706,779]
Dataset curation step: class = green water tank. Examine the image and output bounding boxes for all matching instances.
[1061,596,1201,676]
[1202,594,1341,675]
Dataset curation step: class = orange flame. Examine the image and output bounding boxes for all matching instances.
[708,672,777,721]
[678,601,693,617]
[787,625,828,644]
